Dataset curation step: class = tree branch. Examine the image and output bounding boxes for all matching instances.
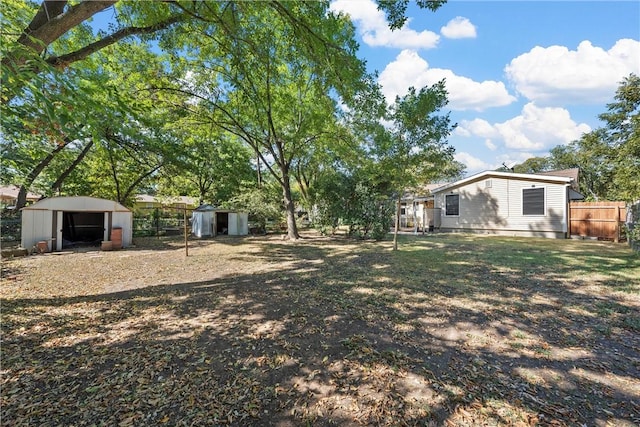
[46,14,184,68]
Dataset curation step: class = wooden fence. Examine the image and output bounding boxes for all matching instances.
[569,201,627,242]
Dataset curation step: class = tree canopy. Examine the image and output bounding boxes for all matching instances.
[2,0,462,241]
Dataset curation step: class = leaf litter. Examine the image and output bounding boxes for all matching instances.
[1,232,639,426]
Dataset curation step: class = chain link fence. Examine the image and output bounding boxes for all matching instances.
[1,213,21,249]
[133,207,193,238]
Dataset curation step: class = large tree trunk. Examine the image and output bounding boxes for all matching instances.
[50,139,94,194]
[281,171,300,240]
[16,139,71,210]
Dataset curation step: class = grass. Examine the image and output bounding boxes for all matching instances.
[1,231,639,426]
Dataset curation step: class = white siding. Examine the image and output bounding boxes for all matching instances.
[21,209,53,249]
[112,212,133,247]
[236,212,248,236]
[435,176,568,238]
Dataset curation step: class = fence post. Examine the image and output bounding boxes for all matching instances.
[184,207,189,257]
[614,205,620,243]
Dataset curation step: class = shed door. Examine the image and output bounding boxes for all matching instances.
[56,211,63,251]
[228,213,238,235]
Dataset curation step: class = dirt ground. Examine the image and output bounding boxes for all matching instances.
[1,232,639,426]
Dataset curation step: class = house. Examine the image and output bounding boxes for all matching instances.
[431,170,581,239]
[21,196,132,251]
[0,185,41,209]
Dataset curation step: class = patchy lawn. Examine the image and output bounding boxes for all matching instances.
[1,232,639,426]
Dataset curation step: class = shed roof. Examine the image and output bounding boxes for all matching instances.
[432,170,573,193]
[194,204,216,211]
[22,196,131,212]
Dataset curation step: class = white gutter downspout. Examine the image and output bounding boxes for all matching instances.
[564,183,570,238]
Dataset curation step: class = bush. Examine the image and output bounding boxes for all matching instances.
[313,176,393,240]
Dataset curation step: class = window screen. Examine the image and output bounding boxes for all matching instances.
[523,187,545,215]
[445,194,459,216]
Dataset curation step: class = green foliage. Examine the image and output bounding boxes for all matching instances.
[2,0,450,223]
[345,183,395,240]
[312,171,394,240]
[512,157,549,174]
[225,184,283,231]
[157,130,255,206]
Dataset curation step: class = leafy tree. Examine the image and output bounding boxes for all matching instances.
[512,157,549,174]
[597,74,639,201]
[1,0,183,103]
[3,0,450,218]
[157,130,255,206]
[375,83,462,250]
[312,170,394,240]
[168,2,368,240]
[225,183,283,233]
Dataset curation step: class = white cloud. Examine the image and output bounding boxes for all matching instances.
[496,103,591,150]
[441,17,477,39]
[330,0,439,49]
[485,139,497,151]
[457,118,498,138]
[379,50,516,110]
[454,152,492,173]
[457,103,591,151]
[505,39,640,105]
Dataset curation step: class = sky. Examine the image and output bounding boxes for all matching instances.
[329,0,640,176]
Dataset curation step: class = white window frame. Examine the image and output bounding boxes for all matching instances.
[444,194,460,217]
[522,186,546,216]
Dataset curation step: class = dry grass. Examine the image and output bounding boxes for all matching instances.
[1,231,639,426]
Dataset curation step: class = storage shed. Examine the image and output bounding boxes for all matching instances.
[21,196,133,251]
[190,206,249,237]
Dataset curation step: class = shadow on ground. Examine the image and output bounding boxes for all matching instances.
[2,233,639,426]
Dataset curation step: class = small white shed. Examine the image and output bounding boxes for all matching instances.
[21,196,133,251]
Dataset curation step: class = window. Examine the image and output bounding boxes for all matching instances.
[523,187,545,215]
[445,194,459,216]
[485,179,492,188]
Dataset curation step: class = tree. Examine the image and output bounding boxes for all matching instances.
[157,130,254,206]
[1,0,183,103]
[2,34,187,208]
[167,2,368,240]
[597,74,640,201]
[512,157,549,174]
[225,183,284,233]
[3,0,450,217]
[374,83,462,250]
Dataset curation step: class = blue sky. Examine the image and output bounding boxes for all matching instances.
[330,0,640,175]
